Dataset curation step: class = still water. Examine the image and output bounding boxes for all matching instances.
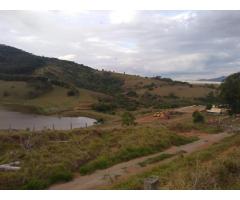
[0,108,96,131]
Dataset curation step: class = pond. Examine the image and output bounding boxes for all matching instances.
[0,108,96,131]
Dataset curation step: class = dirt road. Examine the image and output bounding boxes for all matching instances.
[50,132,232,190]
[136,105,205,124]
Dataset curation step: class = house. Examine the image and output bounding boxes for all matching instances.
[206,105,223,114]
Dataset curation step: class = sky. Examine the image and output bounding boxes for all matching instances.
[0,10,240,80]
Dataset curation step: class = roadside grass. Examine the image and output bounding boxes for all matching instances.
[168,120,223,134]
[138,153,175,167]
[78,127,197,175]
[0,125,197,189]
[111,134,240,189]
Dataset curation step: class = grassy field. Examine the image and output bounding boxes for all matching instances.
[111,132,240,189]
[114,72,216,98]
[0,76,217,120]
[0,124,197,189]
[0,80,108,117]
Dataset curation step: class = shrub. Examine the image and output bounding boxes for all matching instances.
[121,112,136,126]
[206,104,213,110]
[22,179,48,190]
[49,167,73,184]
[192,111,205,123]
[67,88,79,96]
[92,102,116,113]
[3,91,10,97]
[126,90,138,97]
[96,118,104,124]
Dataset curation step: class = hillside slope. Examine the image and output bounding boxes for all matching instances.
[0,44,217,117]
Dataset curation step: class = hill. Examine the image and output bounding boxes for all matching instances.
[198,76,226,82]
[0,44,218,118]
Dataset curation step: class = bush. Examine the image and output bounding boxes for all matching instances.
[96,118,104,124]
[206,104,213,110]
[49,167,73,184]
[192,111,205,123]
[22,179,48,190]
[121,112,136,126]
[126,90,138,97]
[3,91,10,97]
[67,88,79,96]
[92,102,116,113]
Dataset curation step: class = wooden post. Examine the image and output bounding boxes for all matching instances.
[52,124,55,130]
[85,123,87,128]
[144,176,159,190]
[70,122,72,130]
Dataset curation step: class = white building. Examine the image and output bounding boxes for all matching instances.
[206,105,222,114]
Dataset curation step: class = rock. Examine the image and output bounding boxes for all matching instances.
[0,161,21,171]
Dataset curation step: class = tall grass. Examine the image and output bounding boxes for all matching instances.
[0,125,197,189]
[112,134,240,189]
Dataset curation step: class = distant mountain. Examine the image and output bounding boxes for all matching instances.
[198,76,226,82]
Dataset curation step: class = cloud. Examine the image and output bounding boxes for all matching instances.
[0,10,240,79]
[58,54,76,61]
[109,10,136,24]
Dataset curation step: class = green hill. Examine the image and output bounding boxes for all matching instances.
[0,44,217,118]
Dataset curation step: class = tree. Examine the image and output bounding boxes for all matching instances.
[219,72,240,114]
[192,111,205,123]
[67,88,79,97]
[121,112,136,126]
[206,104,212,110]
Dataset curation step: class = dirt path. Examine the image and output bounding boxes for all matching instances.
[50,132,232,190]
[136,105,205,124]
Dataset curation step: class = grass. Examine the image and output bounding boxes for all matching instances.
[138,153,175,167]
[168,113,224,134]
[111,134,240,189]
[113,73,216,98]
[0,125,197,189]
[0,80,108,117]
[78,127,197,175]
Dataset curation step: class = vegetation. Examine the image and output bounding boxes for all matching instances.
[138,153,175,167]
[121,112,136,126]
[67,88,79,97]
[0,44,45,74]
[0,126,197,189]
[192,111,205,123]
[206,103,212,110]
[0,45,219,119]
[112,134,240,189]
[220,72,240,114]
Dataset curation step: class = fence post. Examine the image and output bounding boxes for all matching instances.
[144,176,159,190]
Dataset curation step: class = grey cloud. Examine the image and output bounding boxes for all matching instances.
[0,10,240,80]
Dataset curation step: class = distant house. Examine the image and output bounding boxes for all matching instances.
[206,105,223,114]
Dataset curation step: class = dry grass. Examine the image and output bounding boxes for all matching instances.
[0,124,196,189]
[112,134,240,190]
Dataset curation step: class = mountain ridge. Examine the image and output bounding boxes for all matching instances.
[198,76,226,82]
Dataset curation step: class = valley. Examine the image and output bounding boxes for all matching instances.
[0,44,239,190]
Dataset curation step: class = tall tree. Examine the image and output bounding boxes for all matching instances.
[219,72,240,114]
